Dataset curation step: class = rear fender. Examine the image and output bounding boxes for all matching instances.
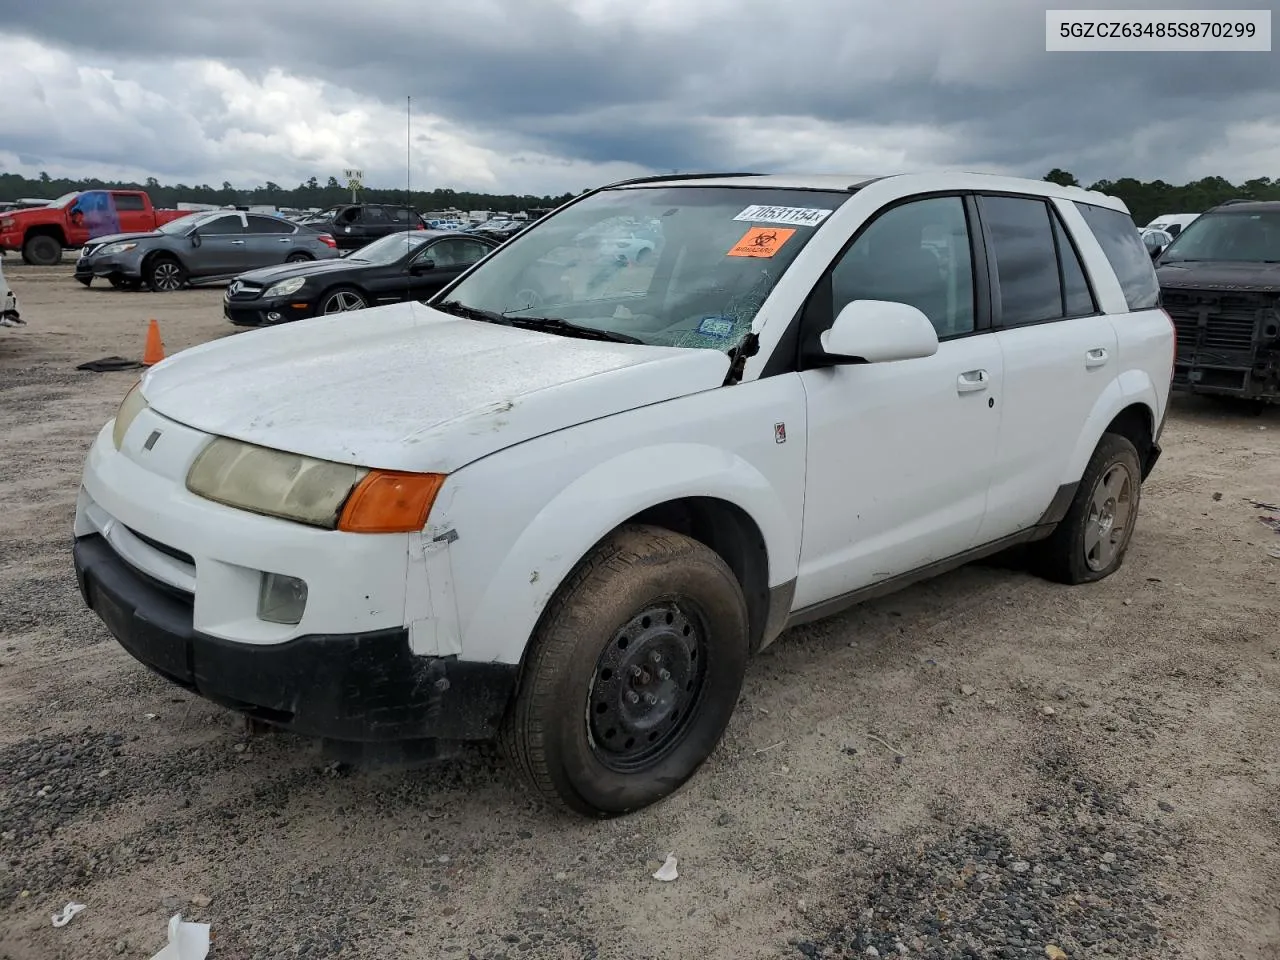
[1064,369,1159,483]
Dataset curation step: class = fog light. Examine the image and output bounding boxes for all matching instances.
[258,572,307,624]
[266,311,282,322]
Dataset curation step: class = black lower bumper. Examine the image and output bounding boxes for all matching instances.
[224,299,315,327]
[72,534,518,742]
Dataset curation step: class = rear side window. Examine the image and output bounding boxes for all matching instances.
[978,195,1063,327]
[1073,201,1160,310]
[1051,208,1097,317]
[247,215,295,234]
[113,194,146,211]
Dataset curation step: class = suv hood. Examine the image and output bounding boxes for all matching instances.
[1157,259,1280,293]
[140,301,731,473]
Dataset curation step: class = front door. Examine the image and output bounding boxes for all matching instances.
[794,194,1003,610]
[193,214,249,278]
[409,238,492,299]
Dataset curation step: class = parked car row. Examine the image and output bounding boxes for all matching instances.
[74,210,341,290]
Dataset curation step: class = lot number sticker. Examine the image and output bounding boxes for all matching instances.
[733,205,832,226]
[728,226,796,258]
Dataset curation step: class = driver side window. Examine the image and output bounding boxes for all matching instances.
[830,196,976,339]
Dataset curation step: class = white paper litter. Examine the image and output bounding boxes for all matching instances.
[149,913,210,960]
[51,902,86,927]
[652,853,679,882]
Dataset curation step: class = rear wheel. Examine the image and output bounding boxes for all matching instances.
[146,256,186,292]
[319,287,367,314]
[286,252,312,263]
[501,525,750,817]
[22,234,62,266]
[1028,433,1142,584]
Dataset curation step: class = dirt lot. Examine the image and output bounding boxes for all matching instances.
[1,257,1277,960]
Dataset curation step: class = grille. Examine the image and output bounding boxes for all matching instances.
[1163,290,1273,356]
[226,281,264,301]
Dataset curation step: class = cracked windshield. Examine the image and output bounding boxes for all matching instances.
[439,185,850,349]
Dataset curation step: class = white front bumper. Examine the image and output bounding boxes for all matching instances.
[74,408,412,645]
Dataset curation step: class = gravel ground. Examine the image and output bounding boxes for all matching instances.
[1,256,1278,960]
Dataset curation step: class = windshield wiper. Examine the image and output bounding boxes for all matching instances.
[502,316,644,344]
[433,299,511,325]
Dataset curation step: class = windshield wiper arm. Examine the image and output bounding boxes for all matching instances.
[433,299,511,325]
[502,316,644,344]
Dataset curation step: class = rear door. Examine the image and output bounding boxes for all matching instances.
[975,193,1119,542]
[112,192,152,234]
[245,215,300,267]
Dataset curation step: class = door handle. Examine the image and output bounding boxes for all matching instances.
[229,240,246,245]
[276,238,292,243]
[1085,347,1109,369]
[957,369,990,394]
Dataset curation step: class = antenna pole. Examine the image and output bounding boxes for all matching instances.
[406,95,413,305]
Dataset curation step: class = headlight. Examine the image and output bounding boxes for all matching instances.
[264,277,307,298]
[112,382,148,450]
[99,242,137,256]
[186,437,448,532]
[187,437,369,528]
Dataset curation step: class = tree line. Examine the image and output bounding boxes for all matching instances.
[3,168,1278,226]
[1042,169,1280,226]
[0,171,578,216]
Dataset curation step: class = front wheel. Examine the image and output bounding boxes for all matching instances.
[501,525,749,817]
[319,287,367,314]
[146,256,186,292]
[1028,433,1143,584]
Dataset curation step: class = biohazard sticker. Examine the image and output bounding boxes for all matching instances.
[727,226,796,258]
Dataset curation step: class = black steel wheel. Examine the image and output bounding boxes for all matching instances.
[501,524,750,817]
[587,602,708,772]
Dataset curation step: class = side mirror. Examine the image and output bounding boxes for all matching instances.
[820,300,940,364]
[189,231,201,247]
[410,259,435,274]
[1149,244,1164,261]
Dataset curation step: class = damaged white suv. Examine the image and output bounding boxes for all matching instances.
[74,172,1174,816]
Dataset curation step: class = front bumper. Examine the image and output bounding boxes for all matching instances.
[73,534,517,741]
[224,294,316,327]
[74,253,144,282]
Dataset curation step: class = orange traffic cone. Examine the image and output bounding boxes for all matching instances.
[142,319,165,366]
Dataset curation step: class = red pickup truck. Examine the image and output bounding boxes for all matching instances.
[0,190,188,266]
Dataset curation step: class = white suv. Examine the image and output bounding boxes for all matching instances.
[73,172,1174,817]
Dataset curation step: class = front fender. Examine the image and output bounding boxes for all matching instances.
[1064,369,1158,483]
[455,442,799,665]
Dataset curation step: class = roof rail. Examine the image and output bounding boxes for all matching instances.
[600,172,764,189]
[1216,198,1257,206]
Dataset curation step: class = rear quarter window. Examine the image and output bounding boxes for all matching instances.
[1073,201,1160,311]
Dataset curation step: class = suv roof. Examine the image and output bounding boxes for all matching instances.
[1204,199,1280,214]
[605,171,1127,212]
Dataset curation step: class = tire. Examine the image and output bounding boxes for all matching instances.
[500,524,750,817]
[1028,433,1143,585]
[22,234,62,267]
[634,247,652,265]
[146,256,186,292]
[319,287,367,314]
[286,252,312,263]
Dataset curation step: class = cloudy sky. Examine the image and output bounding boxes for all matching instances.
[0,0,1275,196]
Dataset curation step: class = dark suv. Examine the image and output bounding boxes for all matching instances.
[1154,199,1280,403]
[299,203,424,251]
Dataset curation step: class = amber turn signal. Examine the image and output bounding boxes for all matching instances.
[337,471,446,533]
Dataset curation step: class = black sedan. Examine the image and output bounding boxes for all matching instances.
[223,229,499,327]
